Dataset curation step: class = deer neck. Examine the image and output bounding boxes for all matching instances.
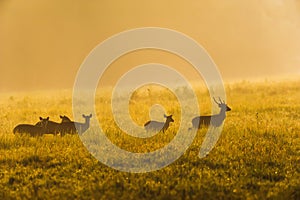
[84,118,90,127]
[164,120,171,128]
[219,108,227,117]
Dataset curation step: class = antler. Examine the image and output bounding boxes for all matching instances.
[213,97,221,105]
[218,97,225,104]
[213,97,226,105]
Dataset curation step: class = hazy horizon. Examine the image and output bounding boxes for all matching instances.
[1,1,300,92]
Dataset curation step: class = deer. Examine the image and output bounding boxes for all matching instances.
[59,115,72,123]
[57,115,76,135]
[42,116,70,136]
[38,115,73,136]
[192,97,231,129]
[144,114,174,133]
[13,117,49,137]
[59,114,92,135]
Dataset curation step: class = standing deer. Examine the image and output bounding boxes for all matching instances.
[75,114,92,134]
[13,117,49,137]
[192,97,231,129]
[59,114,92,135]
[144,114,174,133]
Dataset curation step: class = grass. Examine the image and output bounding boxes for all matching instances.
[0,79,299,199]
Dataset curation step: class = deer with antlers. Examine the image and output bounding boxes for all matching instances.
[192,97,231,129]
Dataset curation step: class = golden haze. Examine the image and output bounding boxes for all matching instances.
[0,0,300,91]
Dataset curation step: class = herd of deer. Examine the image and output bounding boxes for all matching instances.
[13,97,231,136]
[13,114,92,137]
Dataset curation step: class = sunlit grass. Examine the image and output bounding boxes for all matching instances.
[0,80,299,199]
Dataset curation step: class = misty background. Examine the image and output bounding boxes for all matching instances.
[0,0,300,92]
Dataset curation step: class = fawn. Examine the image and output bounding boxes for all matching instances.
[144,114,174,133]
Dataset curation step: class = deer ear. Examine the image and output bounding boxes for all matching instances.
[82,114,85,118]
[164,114,167,118]
[60,115,63,118]
[89,114,92,117]
[46,117,49,120]
[39,117,42,120]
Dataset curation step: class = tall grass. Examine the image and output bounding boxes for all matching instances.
[0,80,299,199]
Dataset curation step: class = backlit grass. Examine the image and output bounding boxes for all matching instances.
[0,80,299,199]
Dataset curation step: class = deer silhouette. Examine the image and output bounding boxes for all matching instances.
[36,115,73,136]
[192,97,231,129]
[74,114,92,134]
[59,114,92,135]
[59,115,72,123]
[13,117,49,137]
[42,116,70,135]
[144,114,174,133]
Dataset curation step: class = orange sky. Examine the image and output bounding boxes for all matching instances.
[0,0,300,91]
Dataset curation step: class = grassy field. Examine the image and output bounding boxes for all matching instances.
[0,79,299,199]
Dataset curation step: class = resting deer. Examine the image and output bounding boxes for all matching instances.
[59,115,72,123]
[144,114,174,133]
[13,117,49,137]
[42,116,71,135]
[192,97,231,129]
[59,114,92,135]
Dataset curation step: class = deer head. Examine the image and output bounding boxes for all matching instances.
[37,117,49,127]
[163,114,174,122]
[82,114,92,119]
[60,115,72,123]
[213,97,231,111]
